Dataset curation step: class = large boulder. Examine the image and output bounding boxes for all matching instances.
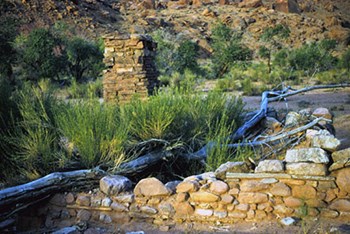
[134,177,170,196]
[285,148,330,164]
[334,168,350,193]
[273,0,300,14]
[100,175,132,196]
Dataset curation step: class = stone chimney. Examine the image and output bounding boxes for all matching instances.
[102,33,159,103]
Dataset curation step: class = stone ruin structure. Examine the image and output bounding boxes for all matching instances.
[102,33,159,103]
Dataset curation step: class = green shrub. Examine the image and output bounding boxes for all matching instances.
[211,23,252,78]
[173,40,200,74]
[288,40,337,75]
[340,48,350,72]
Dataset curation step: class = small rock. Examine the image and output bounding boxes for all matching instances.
[100,175,132,196]
[335,168,350,193]
[255,160,284,173]
[126,232,145,234]
[99,213,112,224]
[101,197,112,207]
[312,107,332,120]
[215,161,250,179]
[65,193,75,204]
[159,226,170,232]
[238,0,262,8]
[76,210,91,221]
[115,194,134,203]
[176,180,200,193]
[111,202,128,212]
[76,195,90,207]
[165,180,182,194]
[280,217,296,226]
[195,208,213,216]
[284,112,301,127]
[270,182,291,197]
[140,206,158,214]
[209,180,229,194]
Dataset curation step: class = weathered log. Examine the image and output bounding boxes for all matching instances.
[0,168,106,222]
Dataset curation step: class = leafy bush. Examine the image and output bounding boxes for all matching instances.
[340,48,350,72]
[288,40,337,75]
[211,23,252,78]
[173,40,200,74]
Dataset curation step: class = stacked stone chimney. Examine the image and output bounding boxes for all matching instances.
[102,33,159,103]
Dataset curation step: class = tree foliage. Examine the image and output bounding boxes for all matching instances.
[288,39,337,75]
[211,23,252,78]
[173,40,200,74]
[66,37,104,82]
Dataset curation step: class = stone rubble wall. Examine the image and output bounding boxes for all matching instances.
[40,158,350,229]
[102,33,159,103]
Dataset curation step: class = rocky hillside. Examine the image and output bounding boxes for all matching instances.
[1,0,350,53]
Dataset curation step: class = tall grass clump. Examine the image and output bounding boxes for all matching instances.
[54,100,129,168]
[4,84,61,179]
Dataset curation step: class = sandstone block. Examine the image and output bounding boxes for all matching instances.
[165,180,181,194]
[273,205,294,215]
[286,163,327,176]
[176,192,189,202]
[240,181,269,192]
[320,209,339,218]
[115,194,134,203]
[335,168,350,193]
[285,112,301,127]
[175,202,194,215]
[190,191,220,203]
[312,135,340,152]
[100,175,132,196]
[285,148,329,164]
[134,177,170,197]
[292,185,317,199]
[65,193,75,204]
[284,197,304,207]
[221,194,234,204]
[238,192,268,204]
[236,204,249,211]
[209,180,229,194]
[228,211,247,219]
[102,197,112,207]
[270,182,291,197]
[332,148,350,162]
[329,199,350,212]
[255,160,284,173]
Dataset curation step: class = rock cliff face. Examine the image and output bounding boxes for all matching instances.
[1,0,349,53]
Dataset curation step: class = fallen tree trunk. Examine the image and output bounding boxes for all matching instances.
[0,168,106,222]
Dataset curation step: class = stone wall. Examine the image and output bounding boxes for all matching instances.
[33,148,350,231]
[102,33,159,103]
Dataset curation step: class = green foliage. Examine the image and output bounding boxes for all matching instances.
[260,24,290,42]
[66,37,104,82]
[14,28,66,81]
[54,100,129,168]
[173,40,200,73]
[340,48,350,72]
[259,24,290,74]
[0,16,18,79]
[211,23,252,78]
[288,40,338,75]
